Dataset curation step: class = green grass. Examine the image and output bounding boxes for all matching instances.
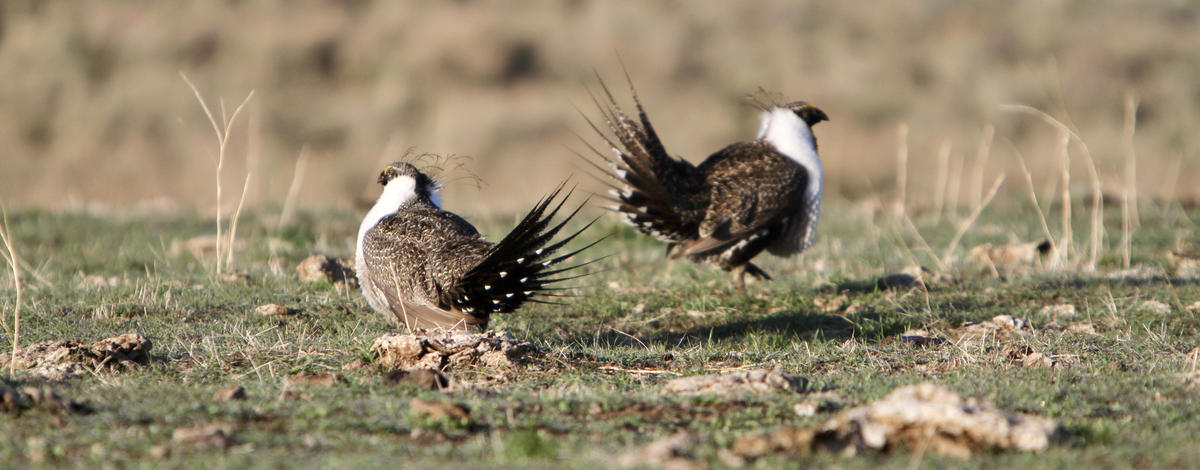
[1,200,1199,469]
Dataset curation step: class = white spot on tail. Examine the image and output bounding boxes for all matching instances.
[499,271,507,278]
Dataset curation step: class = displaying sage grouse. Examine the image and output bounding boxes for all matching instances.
[580,79,828,292]
[356,162,595,331]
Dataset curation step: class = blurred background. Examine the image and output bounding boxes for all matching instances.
[0,1,1196,214]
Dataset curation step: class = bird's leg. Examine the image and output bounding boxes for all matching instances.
[731,265,747,294]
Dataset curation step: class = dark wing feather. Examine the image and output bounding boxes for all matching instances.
[675,142,810,258]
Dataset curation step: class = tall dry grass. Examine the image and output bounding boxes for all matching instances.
[0,206,22,374]
[181,74,254,275]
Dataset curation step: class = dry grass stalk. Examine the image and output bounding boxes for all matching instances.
[1123,90,1140,228]
[1056,130,1073,264]
[0,207,22,375]
[900,214,947,273]
[277,146,310,230]
[970,125,995,210]
[1011,146,1056,266]
[933,140,951,222]
[947,149,965,220]
[1001,104,1110,269]
[180,73,255,275]
[896,123,909,215]
[1121,192,1132,268]
[943,175,1005,262]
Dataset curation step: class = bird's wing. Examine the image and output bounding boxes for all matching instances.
[574,73,700,243]
[675,142,810,258]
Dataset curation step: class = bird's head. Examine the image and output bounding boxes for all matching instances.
[377,162,443,208]
[782,101,829,127]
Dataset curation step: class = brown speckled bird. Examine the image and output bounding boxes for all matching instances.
[355,162,595,331]
[579,78,828,292]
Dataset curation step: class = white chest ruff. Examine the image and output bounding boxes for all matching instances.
[757,108,824,254]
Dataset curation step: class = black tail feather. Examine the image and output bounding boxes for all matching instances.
[448,186,598,319]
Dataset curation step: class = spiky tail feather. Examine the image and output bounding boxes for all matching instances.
[573,73,699,244]
[449,184,599,322]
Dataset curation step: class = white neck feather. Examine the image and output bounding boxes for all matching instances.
[756,108,823,197]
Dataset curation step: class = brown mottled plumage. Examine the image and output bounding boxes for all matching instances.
[356,162,595,331]
[578,76,828,291]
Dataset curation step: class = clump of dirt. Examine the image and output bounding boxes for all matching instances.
[877,265,954,290]
[969,239,1053,266]
[384,368,449,390]
[1,333,152,380]
[283,371,340,388]
[660,369,808,395]
[256,303,296,317]
[172,424,233,450]
[618,432,700,470]
[730,382,1058,459]
[213,385,246,401]
[1002,344,1071,369]
[952,314,1034,348]
[297,254,356,286]
[369,329,536,371]
[0,385,91,414]
[409,397,470,421]
[1166,250,1200,277]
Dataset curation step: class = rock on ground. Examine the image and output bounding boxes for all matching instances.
[370,329,536,370]
[660,369,808,395]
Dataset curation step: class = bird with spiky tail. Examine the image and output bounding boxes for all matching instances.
[577,77,829,292]
[356,162,597,331]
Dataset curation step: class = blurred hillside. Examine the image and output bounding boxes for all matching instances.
[1,0,1197,214]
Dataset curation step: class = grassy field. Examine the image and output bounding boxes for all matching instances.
[1,197,1198,468]
[3,1,1200,468]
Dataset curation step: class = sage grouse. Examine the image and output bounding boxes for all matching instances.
[356,162,594,331]
[580,80,828,291]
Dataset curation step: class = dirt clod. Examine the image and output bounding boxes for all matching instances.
[661,369,807,395]
[370,330,536,371]
[256,303,295,317]
[213,385,247,401]
[0,333,152,380]
[969,239,1052,266]
[1,385,90,414]
[284,372,340,388]
[1140,300,1171,315]
[618,432,699,469]
[384,368,449,390]
[219,272,252,283]
[409,397,469,421]
[819,382,1056,457]
[172,424,232,449]
[297,254,356,286]
[1040,304,1077,318]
